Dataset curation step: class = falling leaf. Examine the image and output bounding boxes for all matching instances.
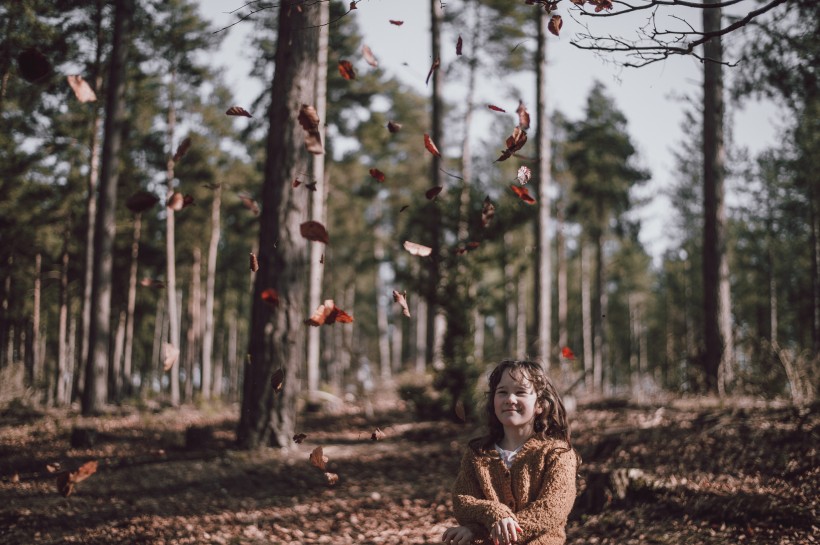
[517,165,532,185]
[298,104,324,155]
[570,0,585,4]
[239,194,260,215]
[399,205,410,213]
[167,192,194,211]
[425,186,443,200]
[488,105,506,112]
[510,184,536,204]
[387,120,402,133]
[56,460,98,497]
[338,59,356,80]
[320,253,324,264]
[271,368,285,393]
[481,196,496,228]
[498,127,528,162]
[392,290,411,317]
[425,57,440,86]
[517,101,531,130]
[455,399,466,422]
[17,48,51,83]
[349,0,357,9]
[162,343,179,372]
[66,75,96,103]
[454,242,481,255]
[139,278,165,289]
[456,36,463,56]
[305,300,354,326]
[304,181,318,191]
[389,20,404,26]
[590,0,614,12]
[548,15,563,36]
[324,472,339,485]
[403,241,432,257]
[369,168,386,183]
[562,346,576,360]
[226,106,252,117]
[362,45,378,67]
[126,191,159,213]
[293,433,307,444]
[371,428,386,441]
[424,133,441,157]
[172,137,192,163]
[300,221,329,244]
[261,288,279,309]
[249,253,259,272]
[309,446,328,471]
[292,179,302,188]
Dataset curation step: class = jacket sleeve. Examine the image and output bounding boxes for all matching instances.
[514,447,577,543]
[452,449,516,531]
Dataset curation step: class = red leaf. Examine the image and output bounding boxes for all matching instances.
[562,346,576,360]
[426,186,443,200]
[338,59,356,80]
[510,184,536,204]
[56,460,98,497]
[167,192,194,211]
[226,106,252,118]
[369,168,386,183]
[261,288,280,309]
[548,15,563,36]
[172,137,191,163]
[389,19,404,25]
[517,101,531,130]
[403,241,432,257]
[300,221,329,244]
[66,75,96,103]
[305,299,354,326]
[392,290,411,317]
[362,45,378,67]
[498,127,528,161]
[424,133,441,157]
[298,104,324,155]
[387,120,402,133]
[488,104,506,112]
[249,253,259,272]
[310,447,328,471]
[271,367,285,392]
[425,57,440,86]
[456,35,463,56]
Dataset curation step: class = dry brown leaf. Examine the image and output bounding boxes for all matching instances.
[369,168,386,183]
[425,57,440,86]
[389,20,404,26]
[226,106,252,117]
[309,446,328,471]
[548,15,563,36]
[300,221,329,244]
[510,184,537,204]
[305,300,353,326]
[424,133,441,157]
[371,428,386,441]
[249,253,259,272]
[517,101,531,130]
[392,290,411,317]
[66,75,96,103]
[387,120,402,133]
[338,59,356,80]
[293,433,307,444]
[172,137,192,163]
[324,472,339,485]
[456,36,463,56]
[403,241,432,257]
[56,460,98,497]
[162,343,179,371]
[497,127,528,162]
[362,45,378,67]
[298,104,324,155]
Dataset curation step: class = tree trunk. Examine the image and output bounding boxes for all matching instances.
[31,253,41,388]
[0,256,11,368]
[593,231,607,394]
[374,225,392,381]
[702,0,732,395]
[149,292,166,395]
[165,72,181,407]
[122,213,141,398]
[77,0,105,404]
[82,0,132,415]
[425,0,444,366]
[201,184,220,400]
[56,230,70,406]
[237,2,321,449]
[184,247,201,403]
[557,197,568,357]
[110,309,125,400]
[516,273,527,359]
[306,0,329,398]
[414,295,427,373]
[581,243,593,392]
[504,232,517,356]
[535,6,552,370]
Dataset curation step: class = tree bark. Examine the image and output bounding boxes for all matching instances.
[31,253,41,388]
[593,232,606,394]
[306,0,329,397]
[237,2,320,449]
[702,0,733,394]
[201,184,220,400]
[184,247,201,403]
[581,243,594,392]
[535,6,552,370]
[557,206,568,356]
[122,213,141,398]
[165,72,181,407]
[516,273,527,359]
[56,229,70,406]
[82,0,132,415]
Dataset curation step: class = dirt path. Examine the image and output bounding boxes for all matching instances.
[0,398,816,544]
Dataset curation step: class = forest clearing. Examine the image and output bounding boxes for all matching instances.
[1,394,816,545]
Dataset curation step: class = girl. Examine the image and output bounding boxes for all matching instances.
[442,360,578,545]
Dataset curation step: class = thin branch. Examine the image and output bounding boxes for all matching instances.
[583,0,748,18]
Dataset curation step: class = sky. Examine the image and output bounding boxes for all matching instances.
[200,0,785,265]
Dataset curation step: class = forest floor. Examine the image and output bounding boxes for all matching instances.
[0,393,817,545]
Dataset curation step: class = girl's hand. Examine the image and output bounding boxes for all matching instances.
[441,525,474,545]
[490,517,523,545]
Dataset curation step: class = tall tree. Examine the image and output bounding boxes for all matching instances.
[237,2,321,449]
[82,0,133,415]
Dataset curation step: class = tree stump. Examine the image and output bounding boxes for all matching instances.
[185,425,214,449]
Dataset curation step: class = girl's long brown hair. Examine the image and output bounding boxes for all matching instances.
[472,359,572,452]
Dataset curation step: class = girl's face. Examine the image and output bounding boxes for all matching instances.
[493,369,541,434]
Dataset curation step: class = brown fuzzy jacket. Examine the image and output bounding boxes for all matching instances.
[451,435,578,545]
